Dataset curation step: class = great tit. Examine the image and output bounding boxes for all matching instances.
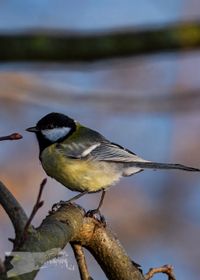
[26,112,200,213]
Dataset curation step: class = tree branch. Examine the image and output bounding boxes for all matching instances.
[71,243,92,280]
[145,265,176,280]
[0,133,22,141]
[73,217,143,280]
[1,196,143,280]
[1,21,200,63]
[0,167,143,280]
[0,180,144,280]
[4,203,85,280]
[0,181,28,241]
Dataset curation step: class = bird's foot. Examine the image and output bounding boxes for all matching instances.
[51,191,88,213]
[86,209,106,226]
[51,200,70,212]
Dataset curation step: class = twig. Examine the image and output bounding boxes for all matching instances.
[22,178,46,241]
[0,181,28,241]
[0,133,22,141]
[145,264,176,280]
[71,243,92,280]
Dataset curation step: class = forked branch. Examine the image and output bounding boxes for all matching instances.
[0,181,144,280]
[145,264,176,280]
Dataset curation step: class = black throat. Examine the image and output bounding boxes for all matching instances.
[36,132,53,157]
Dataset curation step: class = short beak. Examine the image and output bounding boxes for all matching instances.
[26,126,39,133]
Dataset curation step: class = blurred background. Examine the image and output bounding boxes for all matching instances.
[0,1,200,280]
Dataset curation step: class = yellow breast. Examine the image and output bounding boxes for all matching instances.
[40,144,121,192]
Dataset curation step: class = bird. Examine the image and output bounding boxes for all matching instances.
[26,112,200,215]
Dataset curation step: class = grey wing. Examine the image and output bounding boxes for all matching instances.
[56,140,147,163]
[89,142,148,163]
[55,141,102,159]
[89,142,147,176]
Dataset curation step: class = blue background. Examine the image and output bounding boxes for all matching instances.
[0,1,200,279]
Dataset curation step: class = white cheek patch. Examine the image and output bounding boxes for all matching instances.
[42,127,71,142]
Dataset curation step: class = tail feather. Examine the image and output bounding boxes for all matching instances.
[131,161,200,172]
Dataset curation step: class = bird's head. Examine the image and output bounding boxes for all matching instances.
[26,112,76,150]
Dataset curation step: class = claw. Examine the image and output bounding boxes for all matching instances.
[51,200,67,211]
[86,209,106,226]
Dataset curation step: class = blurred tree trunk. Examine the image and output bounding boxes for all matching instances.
[0,21,200,63]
